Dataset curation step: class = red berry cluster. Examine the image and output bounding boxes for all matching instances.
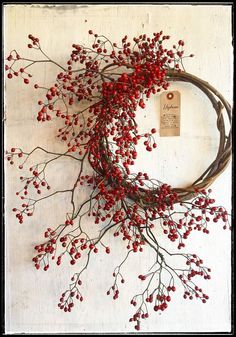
[5,48,33,84]
[159,189,230,249]
[58,275,84,312]
[128,272,176,330]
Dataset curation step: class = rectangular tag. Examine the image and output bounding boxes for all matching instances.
[160,91,180,137]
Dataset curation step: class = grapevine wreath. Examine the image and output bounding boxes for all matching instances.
[6,31,232,331]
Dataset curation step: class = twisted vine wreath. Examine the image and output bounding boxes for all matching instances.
[6,31,232,331]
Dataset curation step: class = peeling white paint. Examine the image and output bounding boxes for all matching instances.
[4,4,232,334]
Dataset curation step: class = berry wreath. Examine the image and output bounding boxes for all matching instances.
[5,31,232,331]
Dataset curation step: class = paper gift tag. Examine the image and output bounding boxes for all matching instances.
[160,91,181,137]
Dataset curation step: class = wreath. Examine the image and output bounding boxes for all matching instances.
[6,31,232,331]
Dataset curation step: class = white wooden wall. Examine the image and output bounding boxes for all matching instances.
[5,4,232,333]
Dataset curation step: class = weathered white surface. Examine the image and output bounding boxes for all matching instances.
[4,4,232,333]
